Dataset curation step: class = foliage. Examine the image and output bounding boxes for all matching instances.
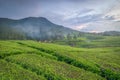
[0,60,46,80]
[0,39,120,80]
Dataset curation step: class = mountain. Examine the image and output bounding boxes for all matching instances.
[0,17,79,40]
[100,31,120,36]
[1,17,120,40]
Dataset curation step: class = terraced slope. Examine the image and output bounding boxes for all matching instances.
[0,40,120,80]
[5,54,104,80]
[0,60,46,80]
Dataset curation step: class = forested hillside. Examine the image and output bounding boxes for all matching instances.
[0,17,79,40]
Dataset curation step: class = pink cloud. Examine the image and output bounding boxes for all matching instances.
[71,24,89,31]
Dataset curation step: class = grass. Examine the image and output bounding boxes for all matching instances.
[0,60,46,80]
[5,54,105,80]
[0,37,120,80]
[52,36,120,48]
[0,40,57,60]
[15,40,120,79]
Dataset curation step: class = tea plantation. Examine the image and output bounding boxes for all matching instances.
[0,37,120,80]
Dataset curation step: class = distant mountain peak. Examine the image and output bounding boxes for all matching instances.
[22,17,48,21]
[20,17,53,24]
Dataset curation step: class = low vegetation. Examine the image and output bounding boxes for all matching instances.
[0,60,46,80]
[0,36,120,80]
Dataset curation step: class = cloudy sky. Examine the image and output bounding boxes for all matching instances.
[0,0,120,32]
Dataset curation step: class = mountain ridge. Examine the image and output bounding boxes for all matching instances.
[0,17,79,40]
[0,17,120,40]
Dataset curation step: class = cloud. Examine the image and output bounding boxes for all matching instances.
[62,9,94,20]
[42,6,119,32]
[80,21,120,32]
[0,0,120,32]
[66,14,106,26]
[76,9,94,16]
[103,16,115,20]
[70,24,89,30]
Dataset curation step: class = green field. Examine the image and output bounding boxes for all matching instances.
[0,36,120,80]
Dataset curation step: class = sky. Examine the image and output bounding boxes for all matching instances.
[0,0,120,32]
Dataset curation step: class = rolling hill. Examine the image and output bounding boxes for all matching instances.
[0,40,120,80]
